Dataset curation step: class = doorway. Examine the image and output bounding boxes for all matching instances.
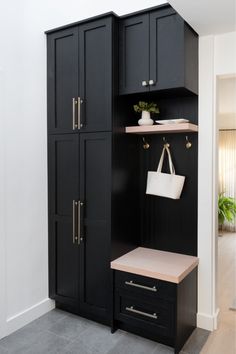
[214,75,235,353]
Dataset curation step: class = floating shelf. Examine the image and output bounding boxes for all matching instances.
[125,123,198,135]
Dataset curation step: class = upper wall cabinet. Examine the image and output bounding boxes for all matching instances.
[47,17,113,134]
[119,7,198,95]
[119,14,150,95]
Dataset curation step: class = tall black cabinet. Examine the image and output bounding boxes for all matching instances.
[46,3,199,343]
[47,15,121,324]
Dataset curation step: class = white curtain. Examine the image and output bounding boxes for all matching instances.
[219,130,236,231]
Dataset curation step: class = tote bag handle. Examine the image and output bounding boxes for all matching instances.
[157,146,175,175]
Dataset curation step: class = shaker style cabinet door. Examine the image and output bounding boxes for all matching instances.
[118,7,198,95]
[48,134,80,308]
[79,18,113,132]
[149,10,184,92]
[79,132,112,322]
[119,14,149,95]
[47,28,79,134]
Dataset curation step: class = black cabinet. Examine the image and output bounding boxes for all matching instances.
[119,7,198,95]
[47,17,113,134]
[79,19,113,132]
[48,132,112,321]
[47,15,116,324]
[46,2,198,345]
[48,134,80,308]
[119,14,149,95]
[47,28,79,134]
[113,269,197,354]
[79,132,112,320]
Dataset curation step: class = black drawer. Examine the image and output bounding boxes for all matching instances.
[115,271,176,301]
[115,291,175,338]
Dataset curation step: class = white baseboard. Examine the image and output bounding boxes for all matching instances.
[0,298,55,340]
[197,308,219,331]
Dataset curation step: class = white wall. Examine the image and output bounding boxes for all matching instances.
[198,31,236,331]
[0,0,166,339]
[215,32,236,75]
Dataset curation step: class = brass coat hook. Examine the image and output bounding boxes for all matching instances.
[142,137,150,150]
[163,137,170,148]
[185,136,192,149]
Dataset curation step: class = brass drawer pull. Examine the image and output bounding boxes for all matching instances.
[125,280,157,292]
[126,306,158,319]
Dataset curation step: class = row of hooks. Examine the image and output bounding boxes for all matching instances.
[142,136,192,150]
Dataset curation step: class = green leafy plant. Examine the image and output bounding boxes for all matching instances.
[218,193,236,227]
[133,101,160,114]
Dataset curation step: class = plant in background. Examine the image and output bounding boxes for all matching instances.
[218,193,236,228]
[133,101,160,114]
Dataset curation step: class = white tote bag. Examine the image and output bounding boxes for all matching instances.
[146,146,185,199]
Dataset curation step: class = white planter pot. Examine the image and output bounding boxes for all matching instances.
[138,111,154,126]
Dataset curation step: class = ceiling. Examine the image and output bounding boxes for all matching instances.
[168,0,236,35]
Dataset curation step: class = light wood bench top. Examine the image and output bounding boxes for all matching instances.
[111,247,199,283]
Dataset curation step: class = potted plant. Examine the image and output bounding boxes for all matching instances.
[218,193,236,231]
[133,101,160,126]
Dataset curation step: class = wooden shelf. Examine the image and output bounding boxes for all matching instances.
[125,123,198,135]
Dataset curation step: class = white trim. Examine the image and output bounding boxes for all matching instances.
[198,35,216,331]
[0,298,55,340]
[212,50,218,331]
[197,308,220,331]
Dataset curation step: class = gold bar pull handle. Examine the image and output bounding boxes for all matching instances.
[77,201,81,245]
[77,97,83,129]
[72,98,78,130]
[77,201,84,245]
[78,200,80,245]
[72,200,78,244]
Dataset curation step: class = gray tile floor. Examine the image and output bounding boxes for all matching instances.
[0,309,209,354]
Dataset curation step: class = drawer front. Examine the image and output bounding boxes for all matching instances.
[115,292,175,337]
[115,271,176,301]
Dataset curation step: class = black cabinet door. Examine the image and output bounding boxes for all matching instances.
[149,9,184,91]
[79,132,111,322]
[47,28,79,134]
[79,18,113,132]
[48,134,80,308]
[119,14,149,95]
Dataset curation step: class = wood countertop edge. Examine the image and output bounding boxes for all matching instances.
[110,258,199,284]
[177,259,199,282]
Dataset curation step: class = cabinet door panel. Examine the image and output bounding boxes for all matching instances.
[79,132,111,321]
[119,14,149,95]
[48,134,80,307]
[79,18,113,132]
[48,135,79,216]
[47,28,79,134]
[149,10,184,91]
